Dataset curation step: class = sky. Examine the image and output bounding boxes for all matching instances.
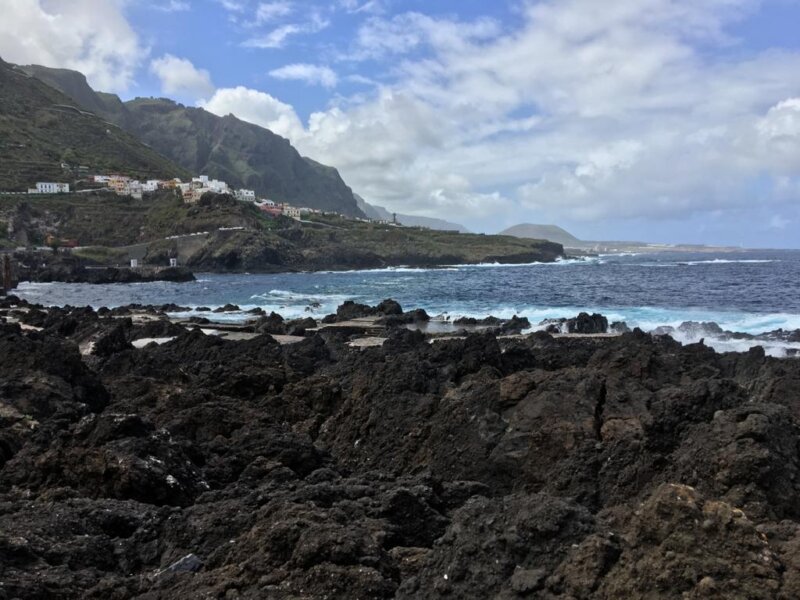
[1,0,799,247]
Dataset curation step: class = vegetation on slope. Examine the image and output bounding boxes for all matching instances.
[19,63,364,217]
[0,192,562,271]
[0,59,188,191]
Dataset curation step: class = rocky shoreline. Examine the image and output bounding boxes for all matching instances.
[1,296,800,598]
[10,252,196,285]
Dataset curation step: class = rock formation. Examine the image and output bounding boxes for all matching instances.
[1,297,800,598]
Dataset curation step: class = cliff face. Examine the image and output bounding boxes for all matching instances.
[0,59,188,190]
[18,63,365,217]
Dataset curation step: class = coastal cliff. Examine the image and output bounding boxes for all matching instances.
[1,192,563,274]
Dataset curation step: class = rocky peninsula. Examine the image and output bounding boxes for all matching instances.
[1,296,800,598]
[0,192,564,276]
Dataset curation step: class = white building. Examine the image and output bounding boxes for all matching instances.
[33,182,70,194]
[208,179,228,193]
[234,189,255,202]
[192,175,228,194]
[125,181,143,200]
[283,205,303,219]
[142,180,161,192]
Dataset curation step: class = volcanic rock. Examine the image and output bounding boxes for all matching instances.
[2,300,800,598]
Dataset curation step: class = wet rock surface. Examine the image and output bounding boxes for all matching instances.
[1,297,800,598]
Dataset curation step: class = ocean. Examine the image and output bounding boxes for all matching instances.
[14,249,800,356]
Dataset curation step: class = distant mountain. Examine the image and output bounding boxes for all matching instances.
[499,223,706,253]
[500,224,583,246]
[355,195,470,233]
[0,58,187,190]
[19,63,365,218]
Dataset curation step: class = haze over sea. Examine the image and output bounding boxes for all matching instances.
[15,249,800,357]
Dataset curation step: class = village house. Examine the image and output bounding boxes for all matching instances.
[192,175,228,194]
[125,180,144,200]
[256,200,283,217]
[160,178,182,189]
[234,189,255,202]
[29,182,69,194]
[281,204,308,219]
[107,175,130,195]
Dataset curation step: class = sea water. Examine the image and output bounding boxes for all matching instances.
[15,249,800,356]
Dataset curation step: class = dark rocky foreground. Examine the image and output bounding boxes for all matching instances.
[1,298,800,599]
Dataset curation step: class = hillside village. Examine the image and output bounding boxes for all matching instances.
[9,173,400,225]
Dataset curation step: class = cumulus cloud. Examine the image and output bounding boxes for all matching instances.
[0,0,144,92]
[270,63,338,88]
[150,54,215,99]
[199,86,305,141]
[207,0,800,231]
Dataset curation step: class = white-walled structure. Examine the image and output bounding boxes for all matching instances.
[33,182,70,194]
[234,189,255,202]
[283,205,304,218]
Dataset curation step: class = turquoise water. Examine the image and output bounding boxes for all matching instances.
[15,249,800,355]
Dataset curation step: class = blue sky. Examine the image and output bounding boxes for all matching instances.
[1,0,800,247]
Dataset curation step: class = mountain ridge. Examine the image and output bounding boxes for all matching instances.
[17,63,365,218]
[0,58,189,190]
[499,223,583,246]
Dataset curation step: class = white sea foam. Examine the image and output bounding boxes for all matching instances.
[680,259,778,266]
[450,256,601,269]
[317,266,459,274]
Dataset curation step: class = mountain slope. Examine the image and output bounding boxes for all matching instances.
[0,59,187,190]
[355,195,470,233]
[20,63,364,218]
[499,223,583,246]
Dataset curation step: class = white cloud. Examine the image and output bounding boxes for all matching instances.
[298,0,800,227]
[150,54,215,99]
[270,63,338,88]
[217,0,246,12]
[243,12,329,48]
[758,98,800,139]
[347,12,499,61]
[204,0,800,231]
[244,24,300,48]
[199,86,305,141]
[255,1,292,24]
[339,0,387,15]
[0,0,145,92]
[153,0,190,12]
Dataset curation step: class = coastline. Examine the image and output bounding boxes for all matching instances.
[2,295,800,597]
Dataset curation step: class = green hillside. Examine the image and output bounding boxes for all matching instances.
[0,59,188,191]
[21,63,365,218]
[0,192,562,271]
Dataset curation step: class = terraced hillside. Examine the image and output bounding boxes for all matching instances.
[0,59,188,191]
[20,63,365,218]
